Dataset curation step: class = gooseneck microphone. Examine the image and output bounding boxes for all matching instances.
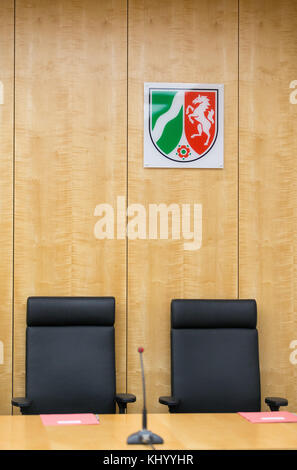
[138,347,147,430]
[127,347,163,445]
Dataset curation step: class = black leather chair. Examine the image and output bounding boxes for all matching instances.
[12,297,136,415]
[159,299,288,413]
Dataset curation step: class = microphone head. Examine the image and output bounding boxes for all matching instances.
[138,347,144,353]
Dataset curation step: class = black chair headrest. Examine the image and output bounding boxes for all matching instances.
[27,297,115,326]
[171,299,257,329]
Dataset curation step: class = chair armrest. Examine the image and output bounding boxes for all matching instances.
[159,396,180,413]
[115,393,136,414]
[11,397,32,412]
[265,396,288,412]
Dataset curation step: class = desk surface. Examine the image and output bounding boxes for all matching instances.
[0,413,296,450]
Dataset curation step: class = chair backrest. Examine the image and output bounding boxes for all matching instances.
[170,299,261,413]
[25,296,116,414]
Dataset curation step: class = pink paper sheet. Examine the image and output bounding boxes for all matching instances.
[40,413,99,426]
[238,411,297,423]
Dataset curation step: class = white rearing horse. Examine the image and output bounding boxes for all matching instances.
[186,95,214,146]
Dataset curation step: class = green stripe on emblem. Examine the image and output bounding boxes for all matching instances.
[151,91,183,155]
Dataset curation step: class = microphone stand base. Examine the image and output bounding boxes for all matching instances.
[127,429,164,445]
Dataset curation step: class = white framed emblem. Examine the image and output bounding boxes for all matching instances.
[144,82,224,168]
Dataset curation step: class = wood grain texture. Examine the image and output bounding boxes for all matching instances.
[239,0,297,410]
[127,0,238,412]
[0,0,13,415]
[13,0,127,406]
[1,414,297,449]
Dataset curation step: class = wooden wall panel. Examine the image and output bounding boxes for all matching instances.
[127,0,238,412]
[1,0,293,418]
[0,0,13,415]
[239,0,297,410]
[13,0,127,405]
